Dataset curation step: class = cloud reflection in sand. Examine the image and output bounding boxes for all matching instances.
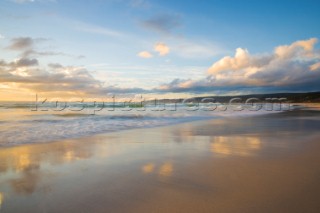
[142,163,155,173]
[141,162,173,177]
[210,136,261,156]
[159,163,173,177]
[0,138,114,196]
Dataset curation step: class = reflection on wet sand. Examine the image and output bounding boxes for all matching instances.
[63,150,76,162]
[142,163,155,174]
[0,192,3,211]
[10,168,41,195]
[0,136,123,174]
[16,152,32,172]
[171,124,195,143]
[141,162,174,177]
[159,162,173,177]
[210,136,261,156]
[0,110,320,212]
[0,137,121,200]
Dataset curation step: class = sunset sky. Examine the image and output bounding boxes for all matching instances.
[1,0,320,101]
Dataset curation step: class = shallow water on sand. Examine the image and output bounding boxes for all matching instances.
[0,110,320,212]
[0,102,283,146]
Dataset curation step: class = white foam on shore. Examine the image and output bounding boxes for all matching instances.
[0,106,285,146]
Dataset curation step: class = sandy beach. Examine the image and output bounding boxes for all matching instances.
[1,0,320,211]
[1,110,320,212]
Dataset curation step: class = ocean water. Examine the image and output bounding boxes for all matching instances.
[0,102,290,146]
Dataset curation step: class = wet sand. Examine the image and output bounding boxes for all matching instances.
[1,110,320,212]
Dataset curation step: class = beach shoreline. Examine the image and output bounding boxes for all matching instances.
[1,110,320,212]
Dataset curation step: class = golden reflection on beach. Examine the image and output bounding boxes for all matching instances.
[159,162,173,177]
[0,138,128,197]
[1,110,320,212]
[0,147,35,172]
[10,171,41,195]
[210,136,261,156]
[17,152,32,172]
[142,163,155,174]
[0,140,103,174]
[0,192,3,210]
[141,162,173,177]
[63,150,75,162]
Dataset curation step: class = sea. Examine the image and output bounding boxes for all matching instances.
[0,101,293,146]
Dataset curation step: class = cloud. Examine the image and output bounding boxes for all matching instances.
[0,60,101,93]
[0,34,4,39]
[141,14,182,34]
[208,37,319,81]
[1,38,102,95]
[1,57,39,69]
[22,50,69,58]
[48,63,63,69]
[138,42,169,58]
[2,36,146,97]
[157,38,320,93]
[0,56,145,96]
[154,42,170,56]
[310,62,320,71]
[2,36,320,97]
[7,37,49,55]
[11,58,39,67]
[274,38,318,59]
[138,51,153,58]
[208,48,272,74]
[7,37,34,50]
[7,37,84,59]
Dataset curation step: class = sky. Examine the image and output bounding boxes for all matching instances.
[0,0,320,101]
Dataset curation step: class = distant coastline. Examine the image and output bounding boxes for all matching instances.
[155,91,320,104]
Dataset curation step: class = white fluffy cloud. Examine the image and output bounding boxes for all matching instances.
[154,42,170,56]
[274,38,317,59]
[138,51,153,58]
[158,38,320,93]
[138,42,170,58]
[207,38,320,86]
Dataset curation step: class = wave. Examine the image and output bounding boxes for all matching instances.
[0,106,289,146]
